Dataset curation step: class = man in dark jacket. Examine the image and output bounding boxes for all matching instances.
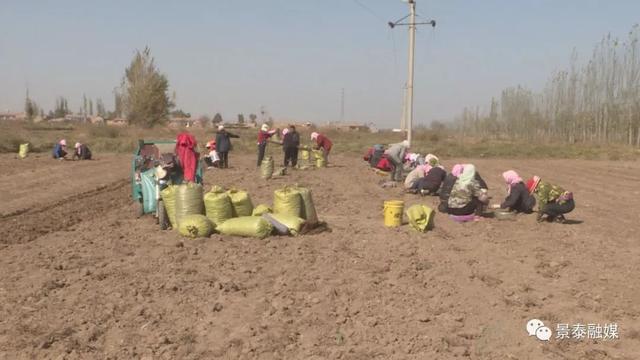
[215,125,239,169]
[282,125,300,167]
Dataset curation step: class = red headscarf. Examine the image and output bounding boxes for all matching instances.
[175,132,198,182]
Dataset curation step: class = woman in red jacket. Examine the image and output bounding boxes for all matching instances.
[311,132,332,165]
[257,124,277,167]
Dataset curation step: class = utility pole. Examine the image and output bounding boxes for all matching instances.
[340,88,345,122]
[400,85,407,131]
[406,0,416,145]
[389,0,435,145]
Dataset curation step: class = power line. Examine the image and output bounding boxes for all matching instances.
[350,0,385,22]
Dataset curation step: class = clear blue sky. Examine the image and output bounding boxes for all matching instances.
[1,0,639,127]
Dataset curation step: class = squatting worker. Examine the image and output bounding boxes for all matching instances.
[385,140,409,182]
[52,139,67,160]
[526,175,575,223]
[215,125,239,169]
[73,142,92,160]
[282,125,300,167]
[310,132,332,165]
[257,124,278,167]
[203,140,220,169]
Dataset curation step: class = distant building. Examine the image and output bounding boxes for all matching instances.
[0,111,26,121]
[89,116,105,124]
[327,122,370,132]
[64,114,88,123]
[107,118,127,126]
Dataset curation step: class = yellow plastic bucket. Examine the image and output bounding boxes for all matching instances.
[383,200,404,227]
[316,158,326,168]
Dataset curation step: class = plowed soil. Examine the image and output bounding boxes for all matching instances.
[0,153,639,359]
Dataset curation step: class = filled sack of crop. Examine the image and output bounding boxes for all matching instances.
[252,204,272,216]
[294,185,318,225]
[204,185,233,227]
[217,216,273,238]
[405,204,434,233]
[18,143,29,159]
[273,186,302,217]
[227,189,254,217]
[140,169,157,214]
[299,146,311,161]
[263,213,305,236]
[261,156,274,179]
[175,182,204,226]
[178,214,213,238]
[160,185,178,227]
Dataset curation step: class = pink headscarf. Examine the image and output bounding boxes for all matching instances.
[502,170,523,194]
[451,164,464,177]
[418,164,432,175]
[310,132,319,140]
[282,128,289,136]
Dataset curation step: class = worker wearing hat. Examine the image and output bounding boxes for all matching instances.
[215,125,239,169]
[72,142,92,160]
[257,123,278,167]
[311,131,333,165]
[203,140,220,169]
[52,139,68,160]
[526,175,575,223]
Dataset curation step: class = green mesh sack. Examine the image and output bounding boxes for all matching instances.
[175,183,204,226]
[261,156,274,180]
[178,214,213,238]
[140,169,157,214]
[252,204,272,216]
[204,185,233,227]
[405,204,434,233]
[299,147,310,161]
[273,186,302,218]
[217,216,273,238]
[294,185,318,225]
[266,213,305,236]
[160,185,177,228]
[227,189,254,217]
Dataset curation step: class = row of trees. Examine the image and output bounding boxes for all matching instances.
[24,93,110,121]
[24,47,270,127]
[456,24,640,146]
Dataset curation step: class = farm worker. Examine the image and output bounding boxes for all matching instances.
[52,139,67,160]
[282,125,300,167]
[404,164,427,190]
[257,124,278,167]
[438,164,488,212]
[370,144,386,168]
[447,164,489,217]
[413,155,447,195]
[72,142,92,160]
[203,140,220,169]
[491,170,536,213]
[385,140,409,182]
[526,176,575,223]
[215,125,239,169]
[175,132,199,182]
[438,163,463,212]
[310,132,333,165]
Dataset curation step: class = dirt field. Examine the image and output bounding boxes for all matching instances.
[0,152,639,359]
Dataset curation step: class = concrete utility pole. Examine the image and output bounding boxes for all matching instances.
[406,0,416,145]
[389,0,435,145]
